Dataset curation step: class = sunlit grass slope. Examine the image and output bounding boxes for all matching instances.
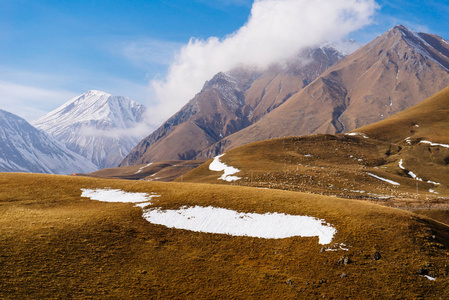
[1,173,448,299]
[181,134,449,202]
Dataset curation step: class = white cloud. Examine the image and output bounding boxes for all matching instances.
[147,0,378,126]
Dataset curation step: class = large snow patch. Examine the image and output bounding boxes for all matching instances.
[81,189,337,244]
[143,206,336,245]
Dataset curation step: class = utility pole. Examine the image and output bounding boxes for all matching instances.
[416,181,419,198]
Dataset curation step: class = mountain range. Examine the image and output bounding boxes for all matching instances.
[0,109,97,174]
[121,25,449,165]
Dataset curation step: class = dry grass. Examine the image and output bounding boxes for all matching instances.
[1,173,448,299]
[87,160,206,181]
[181,134,449,204]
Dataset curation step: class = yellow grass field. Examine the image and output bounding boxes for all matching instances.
[1,173,448,299]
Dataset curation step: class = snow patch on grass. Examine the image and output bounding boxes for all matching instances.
[143,206,336,245]
[81,188,159,204]
[346,132,368,138]
[209,154,241,182]
[81,189,338,244]
[367,172,400,185]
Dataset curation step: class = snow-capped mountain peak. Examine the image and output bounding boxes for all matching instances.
[32,91,147,169]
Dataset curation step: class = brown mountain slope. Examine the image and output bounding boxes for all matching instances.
[354,84,449,143]
[199,25,449,157]
[120,46,344,166]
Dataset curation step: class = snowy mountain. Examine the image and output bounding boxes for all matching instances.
[32,90,146,169]
[0,109,97,174]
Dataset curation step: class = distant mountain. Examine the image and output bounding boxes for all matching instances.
[33,90,146,169]
[0,109,97,174]
[120,45,345,166]
[200,25,449,156]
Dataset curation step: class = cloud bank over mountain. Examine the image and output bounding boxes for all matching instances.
[147,0,378,126]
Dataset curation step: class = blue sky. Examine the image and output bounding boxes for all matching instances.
[1,0,449,122]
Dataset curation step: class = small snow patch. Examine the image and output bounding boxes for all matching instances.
[407,171,422,181]
[398,159,422,181]
[367,172,400,186]
[346,132,368,138]
[143,206,337,245]
[209,154,241,182]
[422,275,436,281]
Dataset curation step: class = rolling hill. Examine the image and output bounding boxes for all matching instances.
[0,173,448,298]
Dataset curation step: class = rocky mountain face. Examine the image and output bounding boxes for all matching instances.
[0,109,97,174]
[120,46,345,166]
[198,25,449,157]
[33,90,146,169]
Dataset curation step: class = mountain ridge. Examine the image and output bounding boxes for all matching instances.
[0,109,97,174]
[120,45,345,166]
[196,25,449,158]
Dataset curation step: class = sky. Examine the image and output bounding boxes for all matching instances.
[1,0,449,128]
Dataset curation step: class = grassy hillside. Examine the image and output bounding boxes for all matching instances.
[88,160,206,181]
[1,173,448,298]
[181,134,449,204]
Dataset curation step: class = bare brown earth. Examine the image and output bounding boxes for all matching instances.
[1,173,448,299]
[199,25,449,157]
[88,160,206,181]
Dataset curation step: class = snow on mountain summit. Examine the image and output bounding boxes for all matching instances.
[32,91,147,169]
